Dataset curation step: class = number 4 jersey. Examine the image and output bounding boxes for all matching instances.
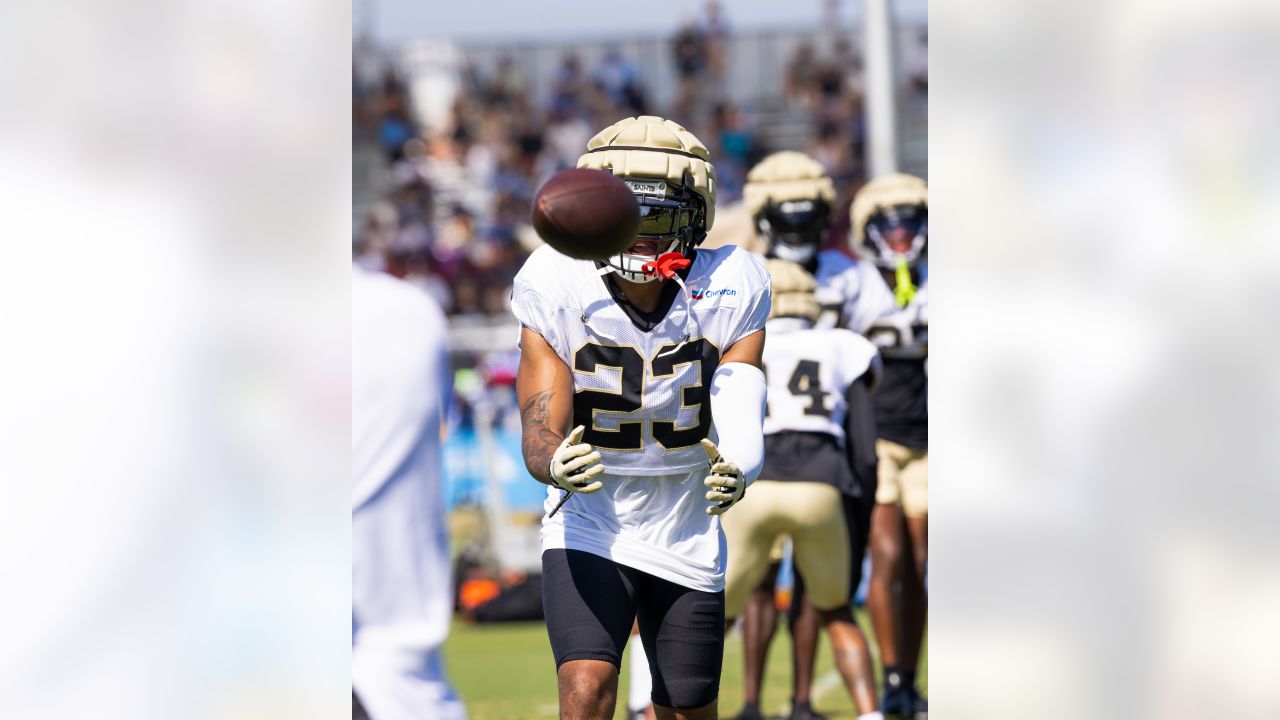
[511,244,771,591]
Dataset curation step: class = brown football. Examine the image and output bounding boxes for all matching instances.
[531,168,640,261]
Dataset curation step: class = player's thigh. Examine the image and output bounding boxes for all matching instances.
[542,549,638,668]
[634,575,725,710]
[786,482,852,611]
[900,448,929,518]
[875,438,905,506]
[722,480,785,619]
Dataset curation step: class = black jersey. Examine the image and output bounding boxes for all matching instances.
[867,283,928,449]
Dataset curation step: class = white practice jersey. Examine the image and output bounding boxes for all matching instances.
[812,249,898,334]
[762,319,879,441]
[511,244,771,592]
[352,267,465,720]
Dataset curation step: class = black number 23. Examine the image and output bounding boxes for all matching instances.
[572,339,719,451]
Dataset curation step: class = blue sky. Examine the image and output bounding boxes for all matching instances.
[359,0,927,44]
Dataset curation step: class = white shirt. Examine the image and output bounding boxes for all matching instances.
[510,245,771,591]
[352,267,465,720]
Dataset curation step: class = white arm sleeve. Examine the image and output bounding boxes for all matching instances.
[709,361,767,484]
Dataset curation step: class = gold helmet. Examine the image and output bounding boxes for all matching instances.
[765,259,821,323]
[743,152,836,266]
[850,173,928,269]
[577,116,717,283]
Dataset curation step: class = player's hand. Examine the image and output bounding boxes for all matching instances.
[701,438,746,515]
[550,425,605,494]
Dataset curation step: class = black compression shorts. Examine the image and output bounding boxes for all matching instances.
[542,548,725,709]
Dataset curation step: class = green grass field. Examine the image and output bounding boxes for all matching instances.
[444,611,926,720]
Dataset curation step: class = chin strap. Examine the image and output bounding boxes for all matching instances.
[894,257,917,308]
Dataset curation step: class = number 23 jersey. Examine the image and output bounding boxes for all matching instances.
[511,244,772,479]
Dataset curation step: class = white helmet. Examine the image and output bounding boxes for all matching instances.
[743,152,836,266]
[850,173,929,269]
[577,116,717,283]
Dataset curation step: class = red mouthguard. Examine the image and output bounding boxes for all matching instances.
[641,252,692,280]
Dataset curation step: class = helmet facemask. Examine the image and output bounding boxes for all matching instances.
[758,197,831,266]
[603,178,707,284]
[864,202,928,268]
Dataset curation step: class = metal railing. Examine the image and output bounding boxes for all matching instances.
[451,23,926,112]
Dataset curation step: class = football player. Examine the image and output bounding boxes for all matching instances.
[730,152,895,720]
[512,115,771,720]
[352,266,466,720]
[722,259,884,720]
[743,151,897,334]
[852,173,929,719]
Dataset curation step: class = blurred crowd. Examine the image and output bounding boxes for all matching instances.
[784,35,867,193]
[351,10,897,322]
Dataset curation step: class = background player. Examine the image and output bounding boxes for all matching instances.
[851,173,929,719]
[743,151,897,334]
[352,266,467,720]
[732,151,896,720]
[722,259,884,720]
[512,115,771,720]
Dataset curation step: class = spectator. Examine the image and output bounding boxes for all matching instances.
[810,120,856,190]
[711,101,757,203]
[594,47,641,109]
[672,23,708,120]
[673,23,708,80]
[785,42,820,107]
[353,201,399,273]
[908,32,928,98]
[377,106,414,163]
[832,36,860,75]
[700,0,731,97]
[389,163,433,225]
[550,54,587,117]
[434,204,475,268]
[620,77,650,116]
[485,55,526,108]
[373,69,415,162]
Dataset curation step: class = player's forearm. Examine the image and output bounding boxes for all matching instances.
[708,362,767,483]
[519,389,563,485]
[516,327,574,485]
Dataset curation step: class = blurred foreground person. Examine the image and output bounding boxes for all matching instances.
[722,259,883,720]
[352,266,465,720]
[733,152,893,720]
[852,174,930,719]
[513,116,770,720]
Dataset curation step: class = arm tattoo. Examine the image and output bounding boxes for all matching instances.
[520,389,562,484]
